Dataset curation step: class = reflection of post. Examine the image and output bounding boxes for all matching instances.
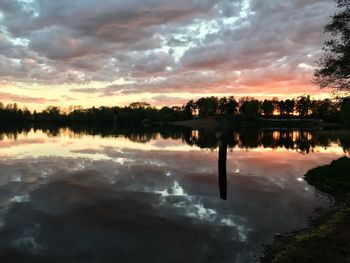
[218,134,228,200]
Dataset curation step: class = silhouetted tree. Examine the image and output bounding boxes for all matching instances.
[278,100,286,115]
[340,97,350,126]
[184,100,196,119]
[218,97,228,115]
[314,0,350,92]
[313,99,339,121]
[296,95,312,117]
[218,96,238,116]
[239,97,261,119]
[285,99,295,115]
[272,97,279,113]
[262,100,274,116]
[0,95,347,126]
[128,102,151,109]
[196,97,219,117]
[226,96,238,116]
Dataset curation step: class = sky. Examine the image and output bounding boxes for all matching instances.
[0,0,338,110]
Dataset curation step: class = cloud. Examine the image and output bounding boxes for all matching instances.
[0,0,338,103]
[69,87,101,94]
[151,95,188,106]
[0,92,57,104]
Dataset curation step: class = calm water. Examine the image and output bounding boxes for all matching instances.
[0,126,349,262]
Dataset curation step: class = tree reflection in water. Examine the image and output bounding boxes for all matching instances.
[0,124,347,262]
[0,124,349,153]
[0,124,349,201]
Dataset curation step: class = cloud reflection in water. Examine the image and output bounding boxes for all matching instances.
[0,127,348,262]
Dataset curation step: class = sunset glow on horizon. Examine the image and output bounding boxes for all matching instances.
[0,0,338,110]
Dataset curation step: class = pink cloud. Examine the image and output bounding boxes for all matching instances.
[0,92,57,104]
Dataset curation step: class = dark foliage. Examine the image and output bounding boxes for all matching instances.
[0,95,349,126]
[314,0,350,92]
[304,156,350,194]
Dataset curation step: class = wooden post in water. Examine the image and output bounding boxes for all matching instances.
[218,133,228,200]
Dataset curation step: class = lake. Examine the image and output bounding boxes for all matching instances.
[0,126,348,262]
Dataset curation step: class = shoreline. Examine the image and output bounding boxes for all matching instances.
[172,117,341,130]
[261,157,350,263]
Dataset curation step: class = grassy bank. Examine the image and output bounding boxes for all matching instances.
[261,157,350,263]
[304,157,350,199]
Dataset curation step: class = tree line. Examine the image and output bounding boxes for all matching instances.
[0,95,349,126]
[184,95,349,123]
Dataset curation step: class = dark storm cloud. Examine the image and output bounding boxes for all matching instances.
[0,0,337,97]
